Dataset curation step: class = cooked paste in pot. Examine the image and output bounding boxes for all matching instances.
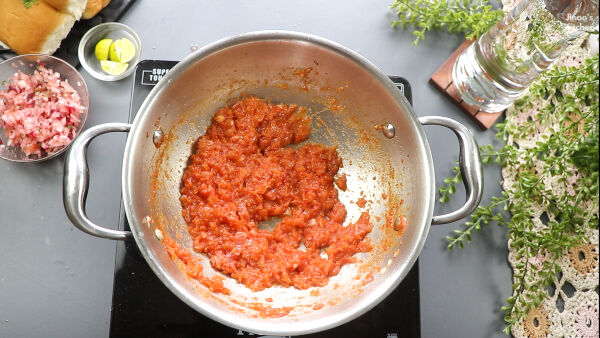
[179,97,373,291]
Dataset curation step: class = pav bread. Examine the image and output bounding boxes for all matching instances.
[82,0,111,19]
[43,0,87,17]
[0,0,109,55]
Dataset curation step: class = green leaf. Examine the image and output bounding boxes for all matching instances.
[390,0,503,45]
[22,0,38,8]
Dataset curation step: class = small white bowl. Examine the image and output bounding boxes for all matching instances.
[78,22,141,81]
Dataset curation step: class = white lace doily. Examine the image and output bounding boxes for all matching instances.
[500,1,599,337]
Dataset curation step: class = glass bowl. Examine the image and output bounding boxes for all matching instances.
[78,22,142,81]
[0,54,89,162]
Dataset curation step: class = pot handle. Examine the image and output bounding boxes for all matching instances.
[63,123,133,240]
[418,116,483,225]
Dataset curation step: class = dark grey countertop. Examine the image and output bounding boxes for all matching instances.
[0,1,511,337]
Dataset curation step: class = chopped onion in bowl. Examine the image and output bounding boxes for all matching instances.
[0,62,84,157]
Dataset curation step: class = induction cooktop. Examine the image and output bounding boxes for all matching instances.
[109,60,420,338]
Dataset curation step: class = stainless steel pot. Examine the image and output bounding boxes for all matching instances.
[63,31,483,335]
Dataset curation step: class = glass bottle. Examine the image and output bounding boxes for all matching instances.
[452,0,599,113]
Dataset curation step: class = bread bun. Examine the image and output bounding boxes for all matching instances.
[44,0,86,18]
[82,0,111,19]
[0,0,87,55]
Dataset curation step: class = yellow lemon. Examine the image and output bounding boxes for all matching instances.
[100,60,129,76]
[109,38,136,63]
[94,38,112,61]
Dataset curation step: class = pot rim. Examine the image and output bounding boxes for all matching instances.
[121,30,435,335]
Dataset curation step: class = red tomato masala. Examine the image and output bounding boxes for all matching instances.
[179,97,374,291]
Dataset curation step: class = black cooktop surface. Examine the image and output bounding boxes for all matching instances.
[109,60,420,338]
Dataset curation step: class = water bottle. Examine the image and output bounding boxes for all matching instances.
[452,0,599,113]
